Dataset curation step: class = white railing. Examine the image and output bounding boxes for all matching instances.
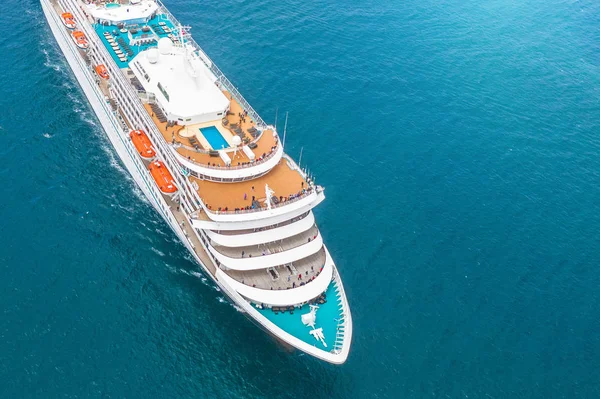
[332,268,348,353]
[174,135,280,171]
[207,186,320,215]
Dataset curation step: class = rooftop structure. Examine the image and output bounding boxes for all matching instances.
[131,42,229,124]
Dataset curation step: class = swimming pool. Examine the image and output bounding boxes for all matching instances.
[200,126,229,150]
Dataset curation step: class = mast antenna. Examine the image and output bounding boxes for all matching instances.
[282,112,288,149]
[265,184,275,210]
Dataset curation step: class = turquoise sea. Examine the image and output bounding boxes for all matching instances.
[2,0,600,397]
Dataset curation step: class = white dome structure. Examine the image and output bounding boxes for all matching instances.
[157,37,173,55]
[146,47,159,64]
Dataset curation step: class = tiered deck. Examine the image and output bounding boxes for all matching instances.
[214,212,311,235]
[190,159,308,211]
[225,248,327,290]
[213,225,319,259]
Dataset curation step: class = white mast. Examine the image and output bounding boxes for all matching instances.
[265,184,275,210]
[282,112,288,149]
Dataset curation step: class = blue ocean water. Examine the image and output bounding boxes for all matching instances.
[2,0,600,397]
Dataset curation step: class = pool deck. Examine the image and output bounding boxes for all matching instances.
[144,91,278,166]
[179,120,234,151]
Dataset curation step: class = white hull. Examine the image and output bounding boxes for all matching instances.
[41,0,351,364]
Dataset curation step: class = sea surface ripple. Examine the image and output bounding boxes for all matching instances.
[1,0,600,397]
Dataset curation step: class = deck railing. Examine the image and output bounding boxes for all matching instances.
[175,140,281,171]
[332,268,349,353]
[205,185,321,216]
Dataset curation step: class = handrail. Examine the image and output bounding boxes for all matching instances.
[331,268,348,353]
[173,139,281,171]
[206,186,320,215]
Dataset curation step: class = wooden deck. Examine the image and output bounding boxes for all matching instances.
[143,91,278,167]
[190,159,308,211]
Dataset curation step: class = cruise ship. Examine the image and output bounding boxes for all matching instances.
[41,0,352,363]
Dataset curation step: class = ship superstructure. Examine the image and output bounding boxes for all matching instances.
[41,0,352,363]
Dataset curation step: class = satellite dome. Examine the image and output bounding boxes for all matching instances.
[232,135,242,147]
[146,47,159,64]
[157,37,173,55]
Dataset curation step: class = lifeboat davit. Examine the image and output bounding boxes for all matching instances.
[129,129,156,159]
[72,30,88,50]
[61,12,76,29]
[149,160,177,195]
[95,64,109,79]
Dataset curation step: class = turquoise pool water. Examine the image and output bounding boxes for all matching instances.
[257,281,343,350]
[200,126,229,149]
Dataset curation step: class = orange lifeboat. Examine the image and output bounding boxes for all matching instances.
[72,30,88,50]
[95,64,109,79]
[61,12,76,29]
[129,129,156,159]
[149,160,177,194]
